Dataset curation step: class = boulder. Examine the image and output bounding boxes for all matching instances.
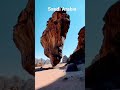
[66,63,78,72]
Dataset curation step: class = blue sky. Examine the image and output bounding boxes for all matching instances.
[35,0,85,59]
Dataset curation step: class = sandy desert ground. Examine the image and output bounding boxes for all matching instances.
[35,63,85,90]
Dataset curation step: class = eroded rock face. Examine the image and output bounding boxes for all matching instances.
[41,9,70,66]
[76,27,85,51]
[99,1,120,58]
[13,0,34,76]
[68,27,85,64]
[86,1,120,89]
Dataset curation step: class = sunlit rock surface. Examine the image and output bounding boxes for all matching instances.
[41,9,70,66]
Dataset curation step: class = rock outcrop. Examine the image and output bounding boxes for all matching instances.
[86,1,120,89]
[13,0,34,76]
[99,1,120,58]
[41,8,70,66]
[68,27,85,65]
[76,27,85,52]
[66,63,78,72]
[62,55,68,63]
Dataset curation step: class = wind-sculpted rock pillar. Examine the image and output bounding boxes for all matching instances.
[41,9,70,66]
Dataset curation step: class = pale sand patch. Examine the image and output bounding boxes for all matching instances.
[35,63,85,90]
[35,64,66,89]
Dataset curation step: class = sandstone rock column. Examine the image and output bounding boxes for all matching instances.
[41,9,70,66]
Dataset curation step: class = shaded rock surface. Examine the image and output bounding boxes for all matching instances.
[13,0,34,76]
[66,63,78,72]
[0,76,34,90]
[99,0,120,58]
[62,55,68,63]
[41,9,70,66]
[68,27,85,65]
[86,1,120,89]
[86,53,120,89]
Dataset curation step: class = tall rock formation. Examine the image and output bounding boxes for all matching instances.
[41,9,70,66]
[13,0,34,76]
[99,1,120,58]
[68,27,85,64]
[86,1,120,89]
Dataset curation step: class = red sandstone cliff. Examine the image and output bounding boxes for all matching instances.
[68,27,85,64]
[76,27,85,51]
